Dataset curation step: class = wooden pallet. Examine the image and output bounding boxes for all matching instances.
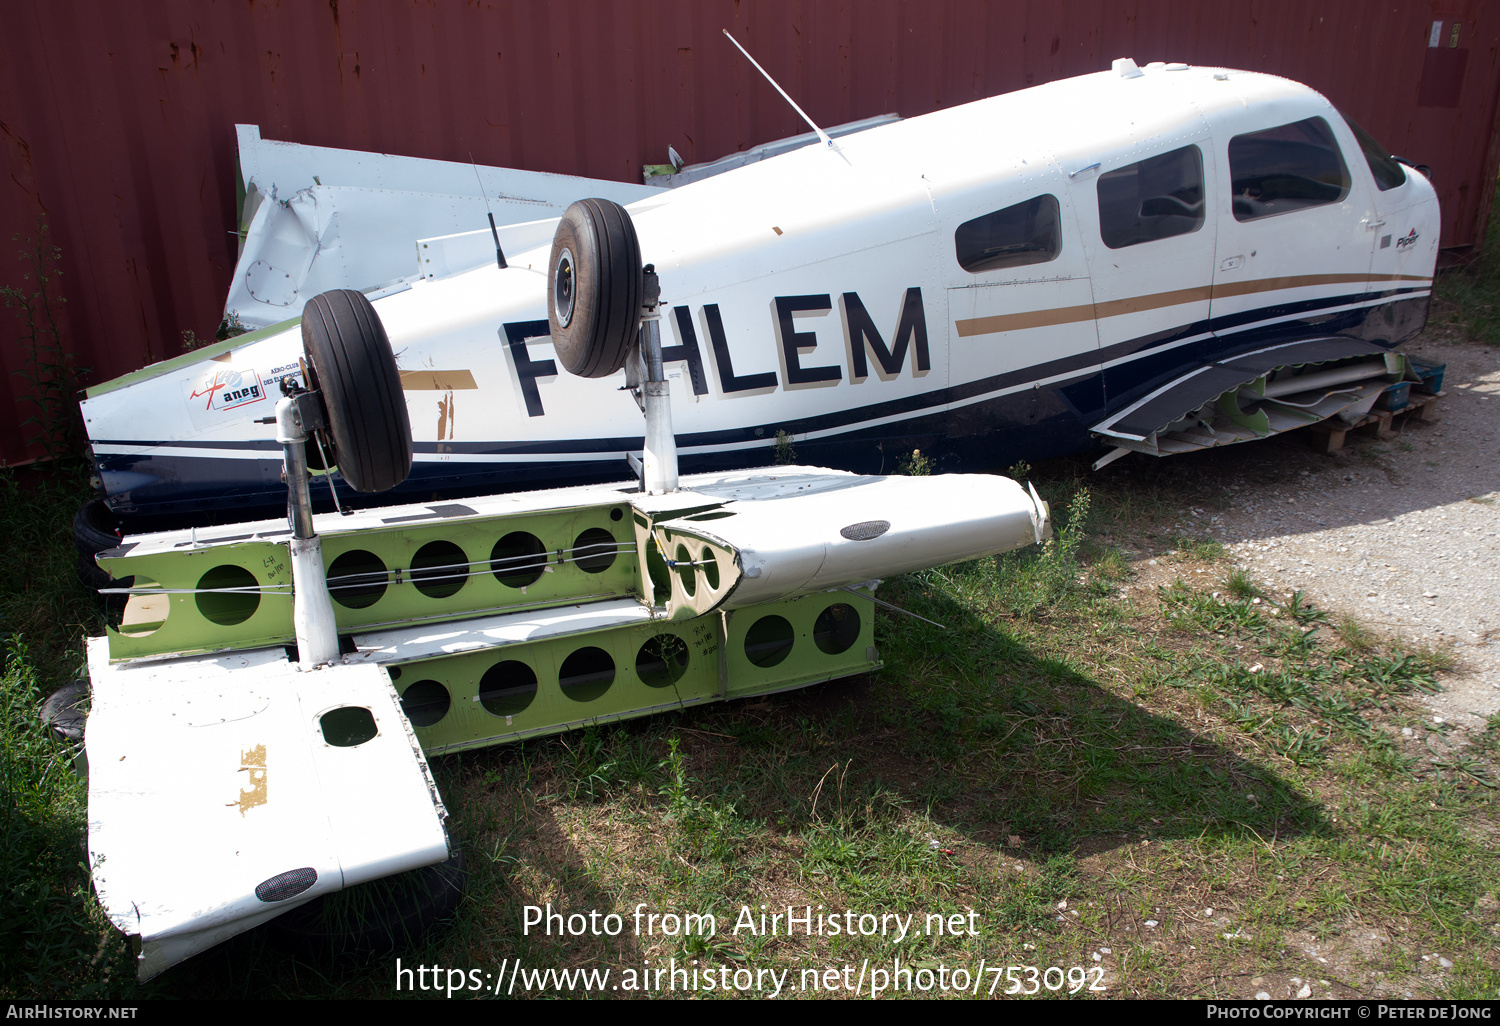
[1305,391,1443,453]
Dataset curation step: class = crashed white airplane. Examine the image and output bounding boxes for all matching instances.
[80,58,1439,525]
[81,197,1054,978]
[72,54,1440,978]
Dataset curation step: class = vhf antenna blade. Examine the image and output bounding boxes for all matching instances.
[722,29,833,149]
[470,153,507,270]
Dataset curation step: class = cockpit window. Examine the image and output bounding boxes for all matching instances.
[955,194,1061,273]
[1341,112,1407,192]
[1228,117,1351,221]
[1097,145,1205,249]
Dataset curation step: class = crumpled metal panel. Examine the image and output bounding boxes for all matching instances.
[1091,340,1412,465]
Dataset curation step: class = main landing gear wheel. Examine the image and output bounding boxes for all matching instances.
[300,289,413,493]
[72,499,119,590]
[548,198,643,378]
[72,499,132,612]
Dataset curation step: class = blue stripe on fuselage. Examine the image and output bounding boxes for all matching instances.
[94,290,1427,525]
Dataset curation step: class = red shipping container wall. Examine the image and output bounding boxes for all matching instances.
[1,0,1496,466]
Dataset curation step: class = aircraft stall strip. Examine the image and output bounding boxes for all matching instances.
[84,467,1048,977]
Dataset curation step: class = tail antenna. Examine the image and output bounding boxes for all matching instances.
[470,153,507,270]
[721,29,834,149]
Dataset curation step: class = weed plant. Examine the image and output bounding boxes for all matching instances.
[771,430,797,465]
[2,222,86,462]
[1,638,133,997]
[1434,183,1500,345]
[0,460,132,998]
[977,489,1095,617]
[898,448,933,476]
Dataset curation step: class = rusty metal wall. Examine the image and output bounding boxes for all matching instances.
[1,0,1496,466]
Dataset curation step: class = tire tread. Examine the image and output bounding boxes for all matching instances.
[549,199,642,378]
[301,290,413,493]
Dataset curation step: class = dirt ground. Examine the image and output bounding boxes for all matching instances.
[1098,334,1500,734]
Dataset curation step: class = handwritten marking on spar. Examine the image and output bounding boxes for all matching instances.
[522,903,981,941]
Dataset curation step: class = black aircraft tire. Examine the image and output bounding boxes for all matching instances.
[301,290,413,494]
[73,499,120,563]
[548,198,642,378]
[73,500,129,603]
[39,679,89,742]
[269,847,467,960]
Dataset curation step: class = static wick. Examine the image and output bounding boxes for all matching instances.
[721,29,833,149]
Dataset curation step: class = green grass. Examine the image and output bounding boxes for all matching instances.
[0,462,135,998]
[3,460,1498,1000]
[1,636,133,998]
[1433,183,1500,346]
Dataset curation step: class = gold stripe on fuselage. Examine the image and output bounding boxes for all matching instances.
[953,273,1433,338]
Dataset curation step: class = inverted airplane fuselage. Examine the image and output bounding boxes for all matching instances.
[81,62,1439,523]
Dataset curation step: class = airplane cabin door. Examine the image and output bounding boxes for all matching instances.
[1208,113,1376,350]
[945,169,1101,460]
[1350,117,1440,340]
[1067,138,1220,411]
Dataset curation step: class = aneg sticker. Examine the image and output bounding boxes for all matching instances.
[190,365,268,413]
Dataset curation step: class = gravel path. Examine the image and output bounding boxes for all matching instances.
[1107,335,1500,731]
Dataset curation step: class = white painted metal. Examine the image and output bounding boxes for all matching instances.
[639,309,680,495]
[1367,162,1440,294]
[416,218,560,282]
[289,535,338,669]
[643,114,901,189]
[107,467,1046,613]
[85,460,1055,977]
[346,598,655,664]
[275,396,339,669]
[948,164,1096,410]
[84,638,449,980]
[84,64,1441,521]
[227,125,654,328]
[1065,76,1218,353]
[640,468,1050,607]
[642,380,678,494]
[1206,83,1382,328]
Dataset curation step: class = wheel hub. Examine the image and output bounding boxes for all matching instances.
[553,248,575,328]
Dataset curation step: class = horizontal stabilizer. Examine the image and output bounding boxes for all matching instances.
[227,126,654,328]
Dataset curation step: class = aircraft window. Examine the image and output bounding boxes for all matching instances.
[955,194,1060,272]
[1340,112,1406,192]
[1228,117,1351,221]
[1097,145,1205,249]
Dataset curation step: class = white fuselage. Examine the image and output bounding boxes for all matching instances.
[81,63,1439,521]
